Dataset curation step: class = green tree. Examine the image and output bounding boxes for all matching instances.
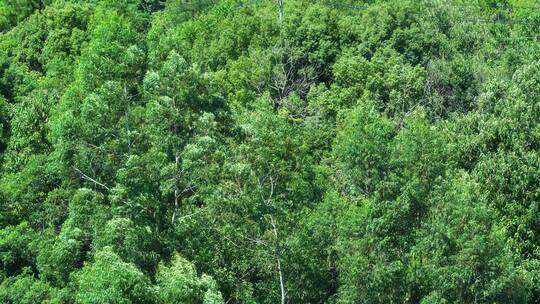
[0,0,45,31]
[49,0,146,188]
[156,253,223,304]
[37,189,108,286]
[0,273,53,304]
[413,172,531,303]
[93,217,159,275]
[0,222,39,278]
[74,248,156,304]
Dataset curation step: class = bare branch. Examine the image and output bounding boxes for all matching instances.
[175,207,208,222]
[73,167,111,191]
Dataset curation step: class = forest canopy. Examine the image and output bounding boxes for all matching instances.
[1,0,540,303]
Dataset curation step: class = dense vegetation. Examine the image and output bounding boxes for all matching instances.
[1,0,540,303]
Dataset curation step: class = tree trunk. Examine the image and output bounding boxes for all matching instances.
[270,215,287,304]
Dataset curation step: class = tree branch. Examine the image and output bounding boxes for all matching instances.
[73,167,111,191]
